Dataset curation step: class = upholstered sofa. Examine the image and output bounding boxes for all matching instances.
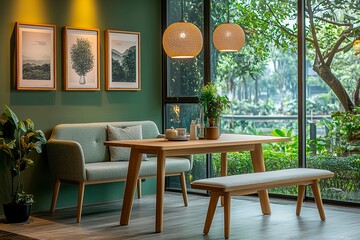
[46,121,192,222]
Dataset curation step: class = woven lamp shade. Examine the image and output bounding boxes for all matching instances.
[162,22,203,59]
[213,23,245,52]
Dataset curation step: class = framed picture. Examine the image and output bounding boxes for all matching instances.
[16,22,56,90]
[105,30,140,90]
[63,27,100,91]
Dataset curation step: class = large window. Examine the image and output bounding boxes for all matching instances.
[304,0,360,203]
[210,0,299,197]
[164,0,360,203]
[164,0,207,189]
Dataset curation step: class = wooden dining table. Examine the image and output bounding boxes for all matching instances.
[104,133,290,233]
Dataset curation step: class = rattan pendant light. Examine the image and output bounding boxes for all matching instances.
[162,0,203,59]
[213,0,245,52]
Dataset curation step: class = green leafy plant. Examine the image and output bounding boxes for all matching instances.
[314,107,360,155]
[199,82,231,126]
[0,105,46,205]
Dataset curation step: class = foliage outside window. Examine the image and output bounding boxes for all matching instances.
[165,0,360,203]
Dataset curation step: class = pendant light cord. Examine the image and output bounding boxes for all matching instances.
[181,0,185,22]
[227,0,230,23]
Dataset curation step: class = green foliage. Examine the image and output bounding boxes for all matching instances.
[11,191,34,205]
[315,108,360,155]
[70,38,94,77]
[308,155,360,201]
[0,105,47,205]
[189,123,360,201]
[199,82,231,126]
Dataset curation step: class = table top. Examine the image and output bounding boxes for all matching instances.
[104,134,290,151]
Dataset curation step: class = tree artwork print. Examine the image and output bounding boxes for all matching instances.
[70,38,95,85]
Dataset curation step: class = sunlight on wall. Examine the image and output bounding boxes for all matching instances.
[69,0,99,27]
[11,0,48,23]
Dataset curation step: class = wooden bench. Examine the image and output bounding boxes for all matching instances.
[191,168,334,239]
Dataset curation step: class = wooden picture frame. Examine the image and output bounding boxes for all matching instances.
[63,27,100,91]
[105,30,140,91]
[16,22,56,90]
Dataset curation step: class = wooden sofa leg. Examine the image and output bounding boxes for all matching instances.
[137,179,142,199]
[77,182,85,223]
[224,192,231,239]
[311,180,326,221]
[203,192,220,235]
[50,179,61,214]
[296,185,306,216]
[179,172,188,206]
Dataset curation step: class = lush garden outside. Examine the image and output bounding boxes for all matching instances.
[165,0,360,203]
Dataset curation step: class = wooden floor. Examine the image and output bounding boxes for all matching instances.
[1,192,359,240]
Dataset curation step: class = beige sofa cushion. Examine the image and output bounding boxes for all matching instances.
[107,125,146,161]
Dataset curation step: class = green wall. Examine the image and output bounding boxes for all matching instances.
[0,0,162,215]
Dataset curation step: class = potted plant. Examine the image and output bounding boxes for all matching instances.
[0,105,46,223]
[199,83,231,139]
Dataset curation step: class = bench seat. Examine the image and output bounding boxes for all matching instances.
[191,168,334,239]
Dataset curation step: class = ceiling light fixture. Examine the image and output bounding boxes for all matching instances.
[213,0,245,52]
[162,0,203,59]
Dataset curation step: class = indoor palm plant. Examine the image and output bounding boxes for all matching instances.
[199,83,231,139]
[0,105,46,222]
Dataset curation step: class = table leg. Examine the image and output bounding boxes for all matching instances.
[220,152,227,206]
[120,148,143,225]
[155,151,166,232]
[250,144,271,215]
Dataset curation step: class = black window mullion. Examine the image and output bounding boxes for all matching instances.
[297,0,306,169]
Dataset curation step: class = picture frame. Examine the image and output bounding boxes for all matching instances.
[16,22,56,90]
[105,30,141,91]
[63,27,100,91]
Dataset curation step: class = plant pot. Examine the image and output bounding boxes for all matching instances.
[205,126,220,140]
[3,203,31,223]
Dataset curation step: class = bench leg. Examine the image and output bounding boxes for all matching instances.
[224,192,231,239]
[311,180,326,221]
[50,179,61,214]
[179,172,188,206]
[203,192,220,235]
[77,182,85,223]
[137,178,142,199]
[296,185,306,216]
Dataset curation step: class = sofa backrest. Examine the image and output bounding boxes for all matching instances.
[49,121,160,163]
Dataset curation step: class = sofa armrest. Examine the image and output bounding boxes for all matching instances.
[47,139,87,182]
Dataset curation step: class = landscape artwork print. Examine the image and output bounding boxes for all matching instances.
[106,30,140,90]
[16,23,56,90]
[64,27,99,90]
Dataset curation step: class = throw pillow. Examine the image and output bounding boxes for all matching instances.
[107,125,147,161]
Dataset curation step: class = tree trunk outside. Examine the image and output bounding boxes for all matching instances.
[313,62,355,112]
[355,76,360,107]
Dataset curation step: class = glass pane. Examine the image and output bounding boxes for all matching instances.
[168,154,207,193]
[305,1,360,203]
[165,103,201,130]
[167,0,204,97]
[165,103,207,192]
[211,0,299,195]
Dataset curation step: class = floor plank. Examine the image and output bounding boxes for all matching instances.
[1,192,359,239]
